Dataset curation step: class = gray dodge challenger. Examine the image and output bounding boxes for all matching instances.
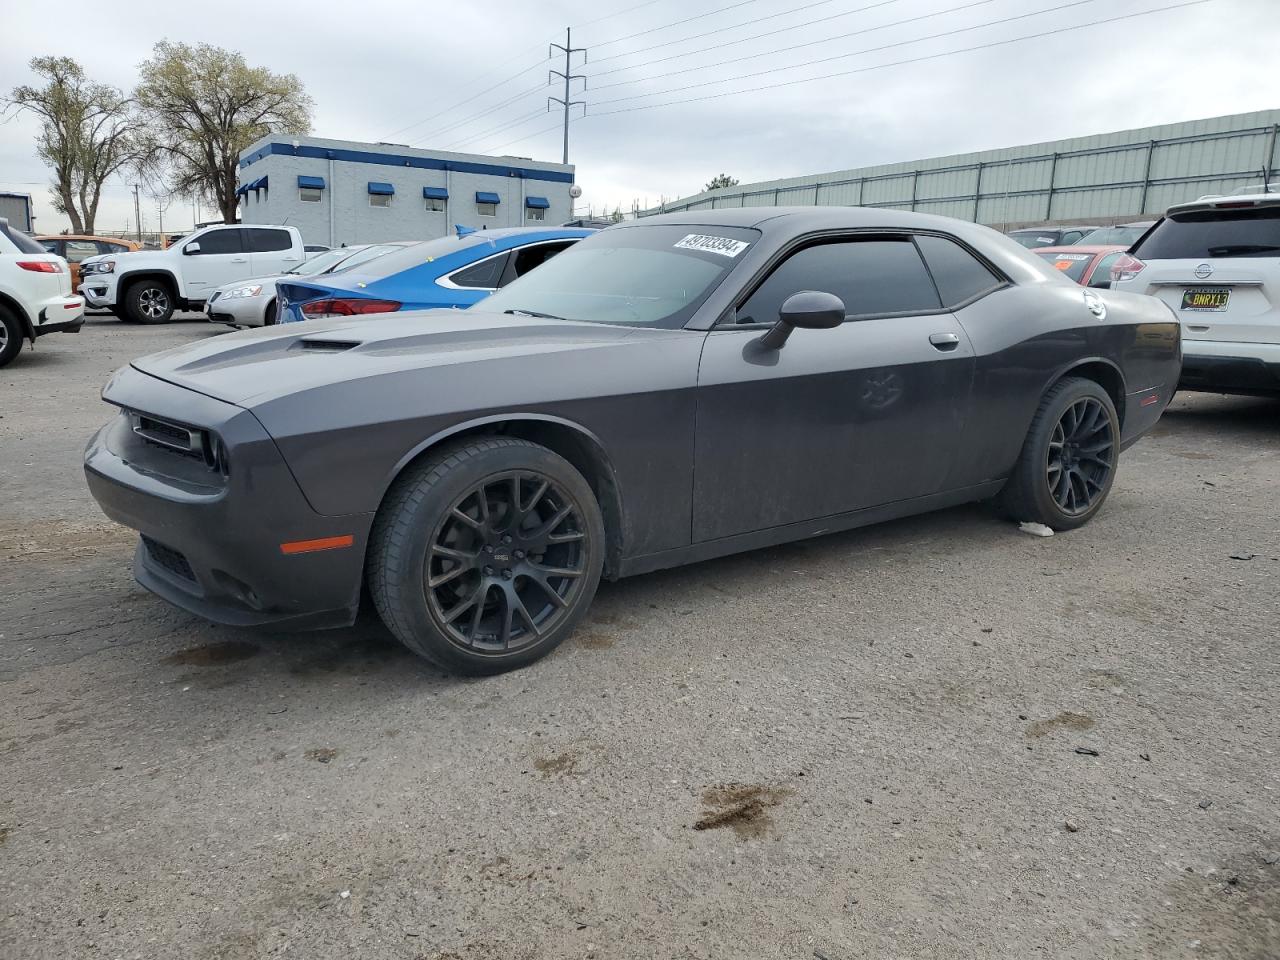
[85,208,1181,673]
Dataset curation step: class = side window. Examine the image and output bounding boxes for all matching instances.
[189,230,243,255]
[915,234,1003,307]
[449,252,509,289]
[737,239,941,324]
[98,241,128,255]
[40,239,60,254]
[1088,253,1121,288]
[501,241,575,286]
[1062,231,1084,245]
[243,228,292,253]
[64,239,100,263]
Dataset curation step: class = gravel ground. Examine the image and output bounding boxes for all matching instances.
[2,315,1278,960]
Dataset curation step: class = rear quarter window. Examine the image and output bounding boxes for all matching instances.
[1133,206,1280,260]
[916,234,1003,307]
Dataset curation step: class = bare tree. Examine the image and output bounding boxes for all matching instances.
[134,41,312,223]
[6,56,139,234]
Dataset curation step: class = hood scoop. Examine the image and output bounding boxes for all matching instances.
[295,338,362,353]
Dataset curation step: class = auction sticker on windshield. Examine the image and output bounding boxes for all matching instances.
[673,234,750,258]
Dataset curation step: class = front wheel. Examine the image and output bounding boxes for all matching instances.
[368,437,605,674]
[997,376,1119,531]
[123,280,175,324]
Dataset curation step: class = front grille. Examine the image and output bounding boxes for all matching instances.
[130,412,208,463]
[142,536,196,582]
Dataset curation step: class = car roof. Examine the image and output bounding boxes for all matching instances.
[35,233,138,244]
[1007,225,1099,232]
[1031,244,1127,255]
[1166,193,1280,215]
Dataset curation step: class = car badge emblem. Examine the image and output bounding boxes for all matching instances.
[1194,263,1213,279]
[1083,290,1107,321]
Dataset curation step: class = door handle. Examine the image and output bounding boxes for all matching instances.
[230,257,248,263]
[929,332,961,351]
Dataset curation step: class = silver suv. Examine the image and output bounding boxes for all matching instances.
[1111,192,1280,396]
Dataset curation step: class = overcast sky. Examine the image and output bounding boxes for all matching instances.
[2,0,1276,233]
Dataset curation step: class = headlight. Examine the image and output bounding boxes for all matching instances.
[86,260,115,275]
[223,285,263,300]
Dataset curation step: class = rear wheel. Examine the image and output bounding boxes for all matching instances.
[997,376,1119,531]
[123,279,175,324]
[264,298,278,325]
[0,306,23,368]
[368,437,605,674]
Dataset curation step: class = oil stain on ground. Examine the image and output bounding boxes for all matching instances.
[576,631,615,650]
[162,640,259,666]
[1025,711,1095,738]
[534,751,580,777]
[304,747,338,763]
[693,783,794,839]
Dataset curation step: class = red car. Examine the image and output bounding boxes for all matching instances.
[1031,244,1127,288]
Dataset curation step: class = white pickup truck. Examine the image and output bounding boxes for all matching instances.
[78,224,305,323]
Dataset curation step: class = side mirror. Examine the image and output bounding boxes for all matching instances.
[756,290,846,350]
[183,241,201,255]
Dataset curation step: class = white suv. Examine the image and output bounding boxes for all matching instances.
[1111,192,1280,396]
[0,217,85,368]
[78,223,305,323]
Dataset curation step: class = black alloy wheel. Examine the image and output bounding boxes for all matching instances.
[1046,396,1115,516]
[426,470,589,653]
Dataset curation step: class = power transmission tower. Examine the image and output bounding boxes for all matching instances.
[548,28,587,165]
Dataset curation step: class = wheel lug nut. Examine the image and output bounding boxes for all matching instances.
[502,569,513,580]
[502,534,513,545]
[484,545,494,554]
[514,549,525,560]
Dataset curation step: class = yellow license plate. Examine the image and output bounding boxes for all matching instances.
[1180,288,1230,312]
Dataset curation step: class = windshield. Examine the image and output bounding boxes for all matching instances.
[482,224,759,328]
[340,235,493,282]
[289,248,355,275]
[1076,225,1149,246]
[1008,230,1060,249]
[1132,206,1280,259]
[1033,250,1094,283]
[326,243,402,274]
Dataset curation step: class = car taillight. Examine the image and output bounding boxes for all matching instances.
[300,298,402,319]
[1111,253,1145,283]
[17,260,62,273]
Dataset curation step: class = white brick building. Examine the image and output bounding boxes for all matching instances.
[236,136,575,248]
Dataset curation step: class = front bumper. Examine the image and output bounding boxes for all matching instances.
[83,365,373,629]
[207,292,272,327]
[1180,340,1280,394]
[79,278,116,308]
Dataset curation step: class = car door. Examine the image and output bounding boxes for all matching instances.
[181,229,252,299]
[692,234,977,543]
[244,227,301,275]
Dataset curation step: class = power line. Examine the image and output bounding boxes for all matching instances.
[415,82,548,148]
[490,121,568,154]
[442,107,548,153]
[590,0,924,81]
[591,0,849,66]
[591,0,769,49]
[383,54,549,142]
[573,0,666,30]
[588,0,1212,117]
[592,0,1107,107]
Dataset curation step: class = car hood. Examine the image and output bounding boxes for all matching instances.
[129,308,683,407]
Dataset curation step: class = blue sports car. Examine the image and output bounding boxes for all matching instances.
[277,227,593,322]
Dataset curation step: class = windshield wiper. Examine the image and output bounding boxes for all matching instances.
[503,308,568,321]
[1206,244,1280,256]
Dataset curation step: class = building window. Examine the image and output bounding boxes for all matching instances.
[300,188,323,203]
[526,207,546,222]
[370,193,391,208]
[476,191,501,218]
[477,202,497,217]
[425,197,445,212]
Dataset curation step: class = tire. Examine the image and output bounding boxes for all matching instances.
[997,376,1120,531]
[0,306,23,369]
[123,279,175,324]
[264,298,278,326]
[368,437,606,674]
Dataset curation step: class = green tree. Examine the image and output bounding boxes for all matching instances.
[6,56,139,234]
[704,173,739,192]
[610,205,624,223]
[134,41,312,223]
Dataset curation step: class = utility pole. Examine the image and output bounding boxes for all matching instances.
[132,184,143,243]
[548,28,587,165]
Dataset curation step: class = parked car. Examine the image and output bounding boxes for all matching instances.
[1006,225,1099,248]
[1031,245,1127,288]
[1111,192,1280,396]
[303,244,330,253]
[0,218,84,368]
[276,228,593,322]
[207,243,414,328]
[84,208,1179,674]
[35,234,140,289]
[78,224,306,323]
[1073,222,1156,247]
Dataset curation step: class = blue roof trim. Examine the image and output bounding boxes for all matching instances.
[298,175,326,189]
[525,195,550,209]
[239,142,574,185]
[423,186,449,200]
[368,181,395,195]
[475,191,501,204]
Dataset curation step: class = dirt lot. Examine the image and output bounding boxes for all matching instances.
[2,315,1278,960]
